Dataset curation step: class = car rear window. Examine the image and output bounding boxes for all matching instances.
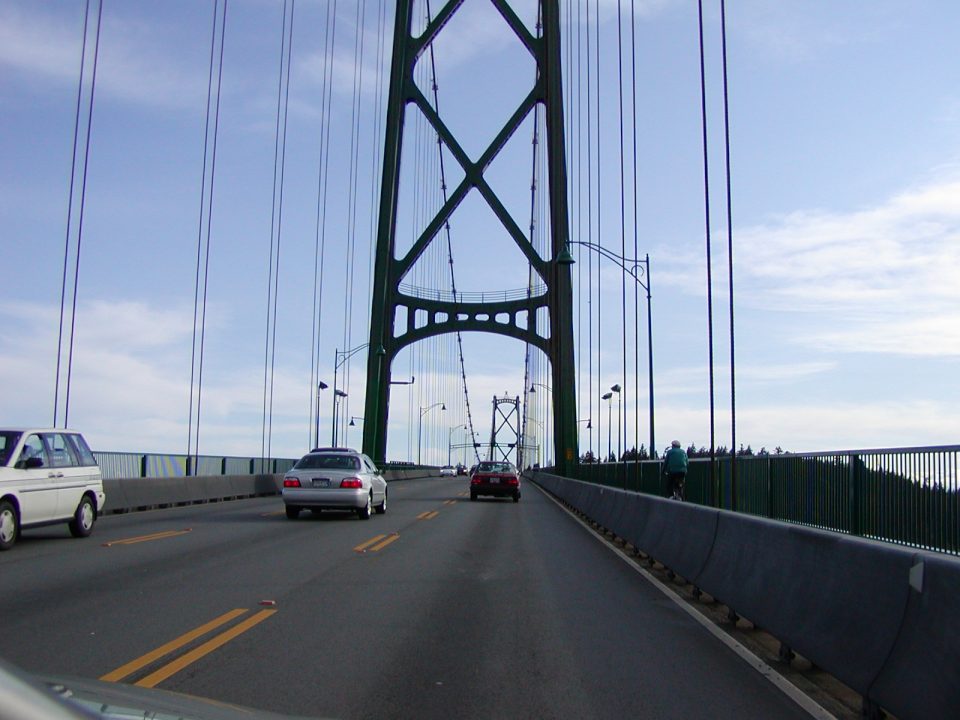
[477,462,513,473]
[294,454,361,471]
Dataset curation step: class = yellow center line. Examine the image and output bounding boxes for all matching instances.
[102,529,192,547]
[443,500,457,506]
[136,609,277,688]
[417,510,439,520]
[100,609,248,682]
[354,534,387,552]
[369,533,400,552]
[416,511,430,520]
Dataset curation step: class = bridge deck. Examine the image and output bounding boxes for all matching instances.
[1,477,818,719]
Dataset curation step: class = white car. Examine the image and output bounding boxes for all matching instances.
[282,449,386,520]
[439,465,456,476]
[0,428,106,551]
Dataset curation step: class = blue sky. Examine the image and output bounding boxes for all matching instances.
[2,0,958,463]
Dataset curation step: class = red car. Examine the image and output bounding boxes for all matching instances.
[470,461,521,502]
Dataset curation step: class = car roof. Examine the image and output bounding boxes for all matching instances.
[0,428,84,435]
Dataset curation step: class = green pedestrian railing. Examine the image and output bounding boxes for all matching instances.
[554,444,960,556]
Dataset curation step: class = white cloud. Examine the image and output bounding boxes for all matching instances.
[657,170,960,357]
[0,5,205,108]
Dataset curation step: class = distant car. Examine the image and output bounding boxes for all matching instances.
[0,428,106,551]
[439,465,456,477]
[282,449,386,520]
[469,460,521,502]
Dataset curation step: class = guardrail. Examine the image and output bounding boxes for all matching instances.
[100,466,444,514]
[530,470,960,720]
[93,452,300,480]
[564,444,960,556]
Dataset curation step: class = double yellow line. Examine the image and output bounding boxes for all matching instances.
[416,510,439,520]
[100,608,276,688]
[354,533,400,552]
[102,529,192,547]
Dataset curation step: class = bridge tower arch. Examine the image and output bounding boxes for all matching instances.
[363,0,578,475]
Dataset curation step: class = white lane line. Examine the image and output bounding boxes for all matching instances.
[531,482,837,720]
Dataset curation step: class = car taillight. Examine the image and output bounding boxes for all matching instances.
[283,478,300,488]
[470,476,481,484]
[506,477,519,485]
[340,477,363,488]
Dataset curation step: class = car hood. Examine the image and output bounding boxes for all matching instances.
[1,657,335,720]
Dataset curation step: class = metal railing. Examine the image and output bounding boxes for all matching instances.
[94,452,298,480]
[558,444,960,555]
[398,283,546,303]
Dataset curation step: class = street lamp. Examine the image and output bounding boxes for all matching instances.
[601,392,613,462]
[418,402,445,465]
[331,389,348,446]
[448,423,467,465]
[314,381,328,449]
[331,343,369,447]
[559,243,655,458]
[610,384,621,460]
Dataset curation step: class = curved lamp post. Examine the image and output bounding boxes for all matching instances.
[558,242,655,458]
[418,402,445,465]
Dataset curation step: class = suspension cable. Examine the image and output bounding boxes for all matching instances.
[55,0,91,428]
[425,0,479,463]
[697,0,717,479]
[308,0,338,449]
[720,0,737,491]
[58,0,102,428]
[616,0,627,463]
[260,0,295,466]
[188,0,228,473]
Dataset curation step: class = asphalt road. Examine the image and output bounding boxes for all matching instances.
[0,476,815,719]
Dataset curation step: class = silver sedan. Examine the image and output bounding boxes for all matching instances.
[282,449,387,520]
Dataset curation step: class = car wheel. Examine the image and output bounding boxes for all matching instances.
[375,488,387,514]
[285,505,300,519]
[513,493,520,503]
[0,500,18,551]
[69,495,96,538]
[357,493,372,520]
[470,492,477,502]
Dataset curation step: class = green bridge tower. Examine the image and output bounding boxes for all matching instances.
[363,0,578,476]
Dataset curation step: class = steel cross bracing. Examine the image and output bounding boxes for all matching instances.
[364,0,578,474]
[487,395,521,465]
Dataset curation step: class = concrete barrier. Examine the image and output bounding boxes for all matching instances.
[102,474,282,513]
[529,470,960,720]
[100,466,444,514]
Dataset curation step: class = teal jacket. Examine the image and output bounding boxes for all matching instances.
[664,446,688,474]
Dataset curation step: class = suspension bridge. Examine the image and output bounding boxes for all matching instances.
[2,2,958,719]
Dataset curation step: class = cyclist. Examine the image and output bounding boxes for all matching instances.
[663,440,688,500]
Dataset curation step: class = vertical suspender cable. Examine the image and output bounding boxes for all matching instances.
[261,0,295,467]
[697,0,717,484]
[425,0,479,454]
[720,0,738,499]
[188,0,228,473]
[55,0,91,427]
[60,0,102,429]
[309,0,338,448]
[341,0,368,440]
[585,0,594,462]
[594,0,602,463]
[629,0,641,459]
[616,0,627,463]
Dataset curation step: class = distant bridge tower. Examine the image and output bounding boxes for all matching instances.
[486,395,521,465]
[363,0,578,474]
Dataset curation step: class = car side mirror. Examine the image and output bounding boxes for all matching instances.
[19,456,44,469]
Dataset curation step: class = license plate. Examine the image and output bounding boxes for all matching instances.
[313,478,331,488]
[490,478,499,484]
